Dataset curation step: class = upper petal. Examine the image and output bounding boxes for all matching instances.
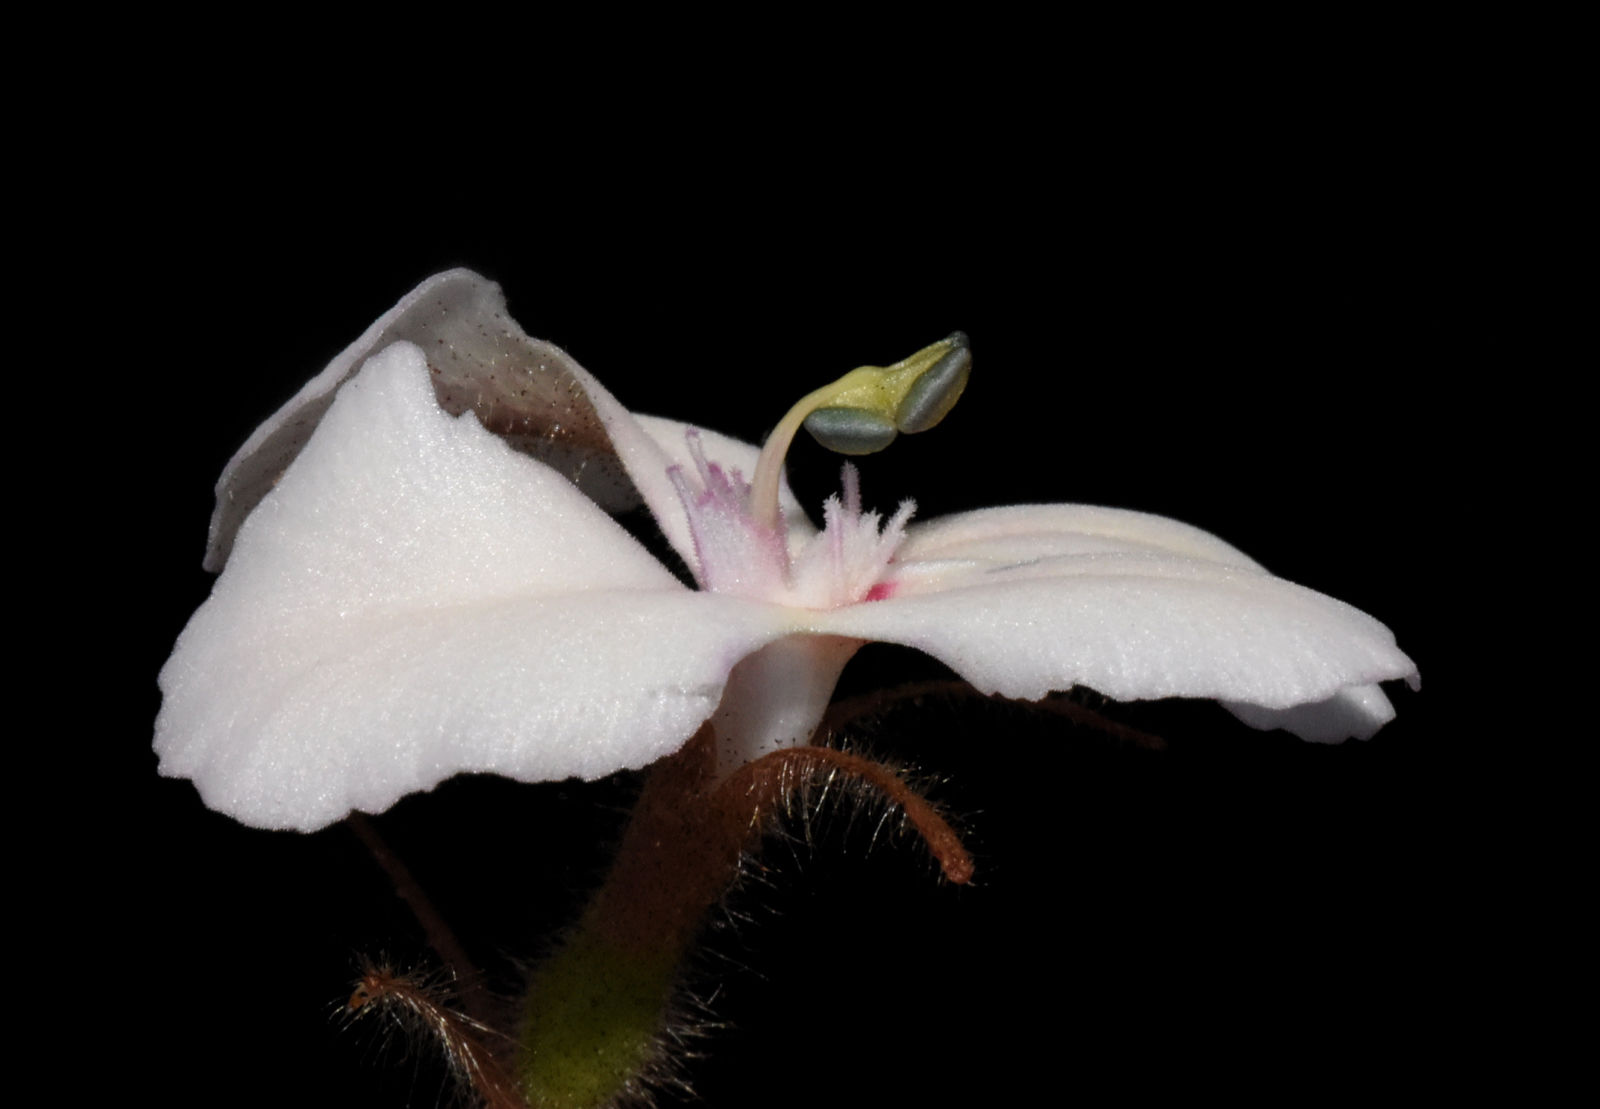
[158,343,787,830]
[812,505,1416,742]
[204,268,804,585]
[204,269,639,571]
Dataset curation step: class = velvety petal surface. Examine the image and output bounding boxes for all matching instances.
[158,344,788,830]
[812,505,1416,741]
[204,270,646,571]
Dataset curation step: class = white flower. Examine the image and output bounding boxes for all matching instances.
[155,271,1418,831]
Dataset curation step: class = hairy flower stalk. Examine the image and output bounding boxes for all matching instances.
[516,723,972,1108]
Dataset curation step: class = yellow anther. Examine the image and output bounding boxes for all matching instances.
[818,333,969,418]
[750,333,970,530]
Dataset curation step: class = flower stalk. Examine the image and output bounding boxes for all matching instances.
[514,722,973,1108]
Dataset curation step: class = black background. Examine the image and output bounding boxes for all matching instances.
[91,72,1459,1107]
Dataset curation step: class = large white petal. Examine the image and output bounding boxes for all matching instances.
[204,268,793,587]
[811,508,1416,742]
[158,343,787,830]
[205,269,644,571]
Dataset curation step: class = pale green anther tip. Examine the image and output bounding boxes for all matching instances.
[896,331,971,434]
[802,331,972,455]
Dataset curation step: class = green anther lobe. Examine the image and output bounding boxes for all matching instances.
[895,334,970,433]
[804,406,900,455]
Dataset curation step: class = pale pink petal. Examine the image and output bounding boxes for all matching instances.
[158,343,787,830]
[893,504,1264,576]
[811,507,1416,742]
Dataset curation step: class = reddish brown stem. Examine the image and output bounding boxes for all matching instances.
[346,813,493,1028]
[583,726,739,957]
[586,722,976,964]
[347,962,524,1109]
[716,743,974,884]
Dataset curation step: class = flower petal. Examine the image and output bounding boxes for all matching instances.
[813,507,1416,742]
[204,268,801,588]
[893,504,1264,576]
[158,343,787,830]
[1224,684,1402,743]
[204,269,639,571]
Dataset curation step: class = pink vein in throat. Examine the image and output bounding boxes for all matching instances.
[667,430,914,610]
